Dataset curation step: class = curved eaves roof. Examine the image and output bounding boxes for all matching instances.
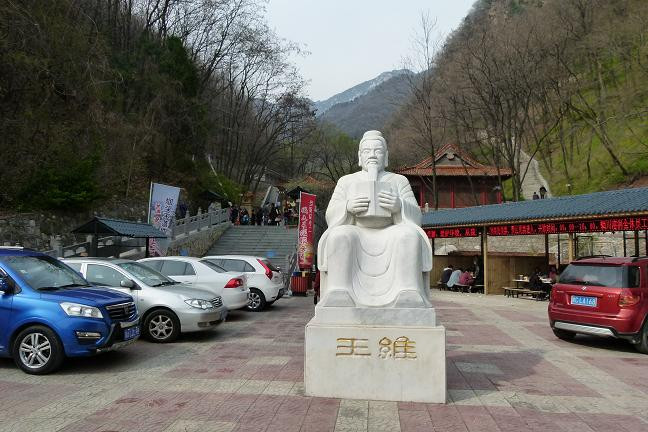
[72,217,167,238]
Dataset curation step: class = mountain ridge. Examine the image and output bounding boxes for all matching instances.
[314,69,411,116]
[318,70,414,139]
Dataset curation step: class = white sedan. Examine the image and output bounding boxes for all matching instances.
[202,255,285,312]
[138,257,250,311]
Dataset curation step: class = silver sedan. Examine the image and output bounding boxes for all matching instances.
[63,258,227,343]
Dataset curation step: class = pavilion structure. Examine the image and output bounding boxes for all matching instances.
[422,187,648,295]
[395,144,512,209]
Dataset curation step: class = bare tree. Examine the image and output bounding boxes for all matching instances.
[402,12,447,209]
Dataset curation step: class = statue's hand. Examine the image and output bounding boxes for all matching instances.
[378,190,400,214]
[347,196,370,215]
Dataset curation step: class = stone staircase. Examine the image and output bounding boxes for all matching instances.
[205,225,298,269]
[520,150,551,200]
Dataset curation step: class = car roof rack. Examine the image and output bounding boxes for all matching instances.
[631,256,648,262]
[576,255,612,260]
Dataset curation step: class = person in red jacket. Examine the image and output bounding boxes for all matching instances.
[458,269,474,286]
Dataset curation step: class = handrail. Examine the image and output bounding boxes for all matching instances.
[44,208,230,258]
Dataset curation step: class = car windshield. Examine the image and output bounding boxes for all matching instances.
[560,264,638,288]
[0,255,90,290]
[117,262,177,287]
[200,260,227,273]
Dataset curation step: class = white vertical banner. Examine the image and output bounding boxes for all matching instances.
[147,182,181,256]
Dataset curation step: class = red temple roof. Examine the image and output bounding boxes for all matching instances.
[395,143,512,178]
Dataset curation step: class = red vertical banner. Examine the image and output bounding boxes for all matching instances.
[297,192,316,269]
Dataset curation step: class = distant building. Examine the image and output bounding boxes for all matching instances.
[395,144,512,209]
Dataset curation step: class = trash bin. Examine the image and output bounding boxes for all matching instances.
[291,272,310,296]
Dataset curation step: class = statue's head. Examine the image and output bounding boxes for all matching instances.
[358,130,388,171]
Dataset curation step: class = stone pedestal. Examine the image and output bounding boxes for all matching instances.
[304,307,446,403]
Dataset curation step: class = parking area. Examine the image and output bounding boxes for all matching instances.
[1,292,648,432]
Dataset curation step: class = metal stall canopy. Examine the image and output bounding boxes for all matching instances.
[421,187,648,294]
[72,217,167,257]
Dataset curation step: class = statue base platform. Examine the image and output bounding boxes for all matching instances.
[304,315,446,403]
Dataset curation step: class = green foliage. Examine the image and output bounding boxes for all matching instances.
[18,156,103,210]
[192,160,243,204]
[543,116,647,195]
[160,37,200,98]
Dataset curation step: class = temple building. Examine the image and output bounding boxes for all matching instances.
[395,144,512,209]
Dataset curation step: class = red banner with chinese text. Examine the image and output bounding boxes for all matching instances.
[297,192,316,269]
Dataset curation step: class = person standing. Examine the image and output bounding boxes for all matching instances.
[269,204,278,226]
[262,205,269,225]
[230,206,239,224]
[539,186,547,199]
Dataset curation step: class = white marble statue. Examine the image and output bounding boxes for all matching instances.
[317,130,433,308]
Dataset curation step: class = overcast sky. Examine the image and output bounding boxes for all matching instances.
[264,0,475,102]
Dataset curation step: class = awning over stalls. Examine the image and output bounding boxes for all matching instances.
[72,217,167,238]
[422,187,648,235]
[422,187,648,295]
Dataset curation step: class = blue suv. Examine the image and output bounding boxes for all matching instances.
[0,248,140,374]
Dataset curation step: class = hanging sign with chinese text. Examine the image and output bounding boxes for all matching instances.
[297,192,316,269]
[487,216,648,236]
[425,227,480,238]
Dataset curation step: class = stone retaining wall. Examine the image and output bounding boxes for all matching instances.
[0,203,146,250]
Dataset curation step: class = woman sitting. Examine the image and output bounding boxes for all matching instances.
[458,268,475,287]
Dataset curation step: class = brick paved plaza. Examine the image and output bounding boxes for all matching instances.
[1,292,648,432]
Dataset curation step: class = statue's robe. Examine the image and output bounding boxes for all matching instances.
[317,170,433,307]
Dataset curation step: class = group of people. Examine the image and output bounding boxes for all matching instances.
[532,186,548,200]
[440,257,483,291]
[228,203,296,226]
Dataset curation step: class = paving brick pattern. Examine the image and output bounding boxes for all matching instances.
[1,292,648,431]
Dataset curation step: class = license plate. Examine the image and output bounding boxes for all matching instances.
[123,326,140,340]
[572,295,597,307]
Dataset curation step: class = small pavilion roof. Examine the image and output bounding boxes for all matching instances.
[395,143,512,178]
[422,187,648,228]
[72,217,167,238]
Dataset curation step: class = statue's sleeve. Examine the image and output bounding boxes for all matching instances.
[325,180,352,228]
[394,176,433,271]
[394,176,422,226]
[318,179,351,272]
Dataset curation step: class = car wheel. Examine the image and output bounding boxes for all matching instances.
[144,309,180,343]
[12,326,64,375]
[633,319,648,354]
[247,288,266,312]
[552,328,576,341]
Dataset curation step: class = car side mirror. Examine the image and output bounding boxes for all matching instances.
[120,279,139,290]
[0,277,12,294]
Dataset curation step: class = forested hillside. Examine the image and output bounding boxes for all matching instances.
[0,0,314,211]
[388,0,648,201]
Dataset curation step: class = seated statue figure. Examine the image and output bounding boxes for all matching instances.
[317,130,433,308]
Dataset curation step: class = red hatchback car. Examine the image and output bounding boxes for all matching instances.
[548,256,648,353]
